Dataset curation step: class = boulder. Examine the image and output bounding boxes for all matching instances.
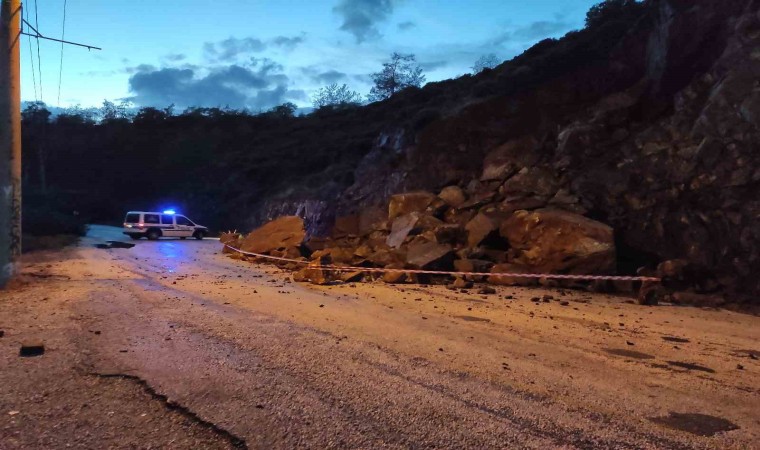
[382,263,410,283]
[318,247,356,264]
[480,136,539,181]
[438,186,466,207]
[454,259,494,274]
[458,191,495,210]
[501,167,559,199]
[240,216,306,254]
[293,266,334,285]
[416,214,444,230]
[500,209,615,274]
[469,247,508,263]
[366,248,404,267]
[488,263,538,286]
[332,215,360,238]
[465,213,499,248]
[451,277,473,289]
[433,223,464,245]
[358,206,388,235]
[340,271,365,283]
[388,192,436,220]
[444,208,477,226]
[387,213,420,248]
[405,241,454,269]
[219,232,243,253]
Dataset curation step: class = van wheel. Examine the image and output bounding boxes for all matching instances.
[193,231,205,240]
[180,237,186,240]
[146,229,161,240]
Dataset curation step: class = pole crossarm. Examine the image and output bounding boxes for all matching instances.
[20,16,100,51]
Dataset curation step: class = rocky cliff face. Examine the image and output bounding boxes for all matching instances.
[246,0,760,301]
[332,0,760,300]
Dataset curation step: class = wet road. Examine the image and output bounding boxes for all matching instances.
[1,225,758,449]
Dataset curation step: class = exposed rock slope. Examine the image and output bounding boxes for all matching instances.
[243,0,760,302]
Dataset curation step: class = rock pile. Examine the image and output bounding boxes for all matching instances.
[223,188,619,290]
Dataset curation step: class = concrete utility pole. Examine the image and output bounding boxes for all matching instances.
[0,0,21,288]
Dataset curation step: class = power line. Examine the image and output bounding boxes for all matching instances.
[57,0,67,105]
[34,0,42,102]
[23,4,38,101]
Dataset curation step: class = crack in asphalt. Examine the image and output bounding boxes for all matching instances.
[90,372,248,449]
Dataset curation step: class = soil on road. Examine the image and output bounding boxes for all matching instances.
[1,225,758,449]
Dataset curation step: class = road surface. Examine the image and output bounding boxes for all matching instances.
[1,225,758,449]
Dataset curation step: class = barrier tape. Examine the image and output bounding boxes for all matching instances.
[223,244,661,282]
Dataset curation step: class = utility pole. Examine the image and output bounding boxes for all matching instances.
[0,0,21,288]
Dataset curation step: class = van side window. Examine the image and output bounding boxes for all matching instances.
[176,216,193,226]
[161,215,174,225]
[144,214,160,224]
[125,213,140,223]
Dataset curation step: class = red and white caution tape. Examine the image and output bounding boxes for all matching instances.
[223,244,661,282]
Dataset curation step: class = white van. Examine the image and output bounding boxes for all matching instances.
[123,211,208,240]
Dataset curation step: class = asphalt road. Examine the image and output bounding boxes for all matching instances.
[1,225,758,449]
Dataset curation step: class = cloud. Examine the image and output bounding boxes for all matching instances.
[127,59,301,110]
[513,20,572,40]
[491,18,573,46]
[397,21,415,31]
[333,0,394,43]
[163,53,186,62]
[203,37,267,62]
[125,64,157,74]
[314,69,348,84]
[271,35,306,50]
[419,60,447,71]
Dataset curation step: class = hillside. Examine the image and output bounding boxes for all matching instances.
[23,0,760,302]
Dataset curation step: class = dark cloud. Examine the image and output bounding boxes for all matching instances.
[125,64,157,74]
[419,60,447,71]
[271,35,305,50]
[314,69,348,84]
[333,0,394,43]
[397,21,415,31]
[203,37,267,62]
[491,18,572,46]
[127,59,300,110]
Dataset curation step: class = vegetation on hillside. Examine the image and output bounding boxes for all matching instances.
[21,0,650,237]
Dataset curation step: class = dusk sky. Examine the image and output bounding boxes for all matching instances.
[21,0,600,112]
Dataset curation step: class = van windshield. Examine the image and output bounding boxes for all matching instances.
[176,215,194,226]
[125,213,140,223]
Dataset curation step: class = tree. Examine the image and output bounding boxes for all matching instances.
[21,102,52,192]
[471,54,500,74]
[100,99,134,123]
[585,0,646,28]
[56,105,97,125]
[312,83,363,110]
[21,101,51,125]
[133,106,170,125]
[267,102,298,119]
[368,53,425,102]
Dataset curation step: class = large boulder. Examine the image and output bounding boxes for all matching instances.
[388,192,436,220]
[500,209,616,274]
[240,216,306,254]
[438,186,466,208]
[465,213,495,248]
[405,240,454,269]
[386,213,420,248]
